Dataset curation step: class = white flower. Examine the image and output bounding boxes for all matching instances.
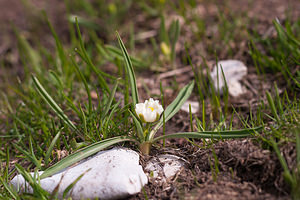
[135,98,164,123]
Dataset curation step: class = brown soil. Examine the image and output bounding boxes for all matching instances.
[130,138,294,200]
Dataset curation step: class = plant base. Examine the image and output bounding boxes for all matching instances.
[139,142,152,155]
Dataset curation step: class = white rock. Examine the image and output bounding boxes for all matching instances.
[11,147,148,200]
[145,154,187,183]
[210,60,247,97]
[180,100,199,114]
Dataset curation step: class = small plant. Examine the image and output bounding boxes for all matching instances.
[32,26,261,179]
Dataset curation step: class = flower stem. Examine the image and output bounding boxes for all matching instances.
[144,123,151,138]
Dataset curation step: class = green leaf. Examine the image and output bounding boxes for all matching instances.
[295,129,300,164]
[13,144,41,169]
[32,75,79,133]
[102,79,119,118]
[159,15,169,45]
[152,127,262,143]
[169,19,180,63]
[266,91,280,123]
[270,138,293,185]
[49,70,63,90]
[62,168,91,198]
[149,81,194,140]
[116,32,139,106]
[41,136,136,179]
[15,29,42,75]
[71,56,92,114]
[0,177,19,200]
[105,45,146,67]
[103,100,121,138]
[129,110,144,142]
[15,164,49,198]
[45,130,62,167]
[43,11,67,70]
[75,17,110,94]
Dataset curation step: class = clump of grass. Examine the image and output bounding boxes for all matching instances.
[263,88,300,199]
[249,19,300,89]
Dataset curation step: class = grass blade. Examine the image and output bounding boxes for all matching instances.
[43,11,67,71]
[41,136,135,179]
[45,130,62,167]
[105,45,146,67]
[62,168,91,198]
[71,56,92,114]
[296,129,300,164]
[75,17,110,94]
[15,164,49,198]
[32,75,79,133]
[102,79,119,118]
[266,91,280,123]
[129,110,144,142]
[13,144,41,169]
[116,32,139,106]
[270,138,293,185]
[170,19,180,64]
[0,177,19,200]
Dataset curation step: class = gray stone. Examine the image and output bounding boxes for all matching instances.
[145,154,187,184]
[180,100,199,114]
[211,60,247,97]
[11,147,148,200]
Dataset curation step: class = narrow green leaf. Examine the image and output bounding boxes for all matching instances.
[274,83,283,116]
[159,15,169,45]
[32,75,78,133]
[129,110,144,142]
[75,17,110,94]
[152,127,262,143]
[103,79,119,118]
[41,136,136,179]
[170,19,180,63]
[71,56,92,114]
[15,29,41,74]
[49,70,64,90]
[45,130,62,167]
[149,81,194,140]
[13,144,41,169]
[5,148,9,182]
[62,93,81,116]
[270,138,293,184]
[15,164,49,198]
[79,104,88,137]
[116,32,139,106]
[63,168,91,198]
[103,100,121,138]
[43,11,66,70]
[105,45,146,67]
[274,20,300,46]
[266,91,280,123]
[296,130,300,164]
[0,177,20,200]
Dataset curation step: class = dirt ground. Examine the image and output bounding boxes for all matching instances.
[1,0,299,199]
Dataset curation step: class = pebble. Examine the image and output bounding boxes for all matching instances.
[11,147,148,200]
[210,60,247,97]
[180,100,199,114]
[145,154,187,184]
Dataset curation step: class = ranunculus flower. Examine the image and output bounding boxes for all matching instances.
[135,98,164,123]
